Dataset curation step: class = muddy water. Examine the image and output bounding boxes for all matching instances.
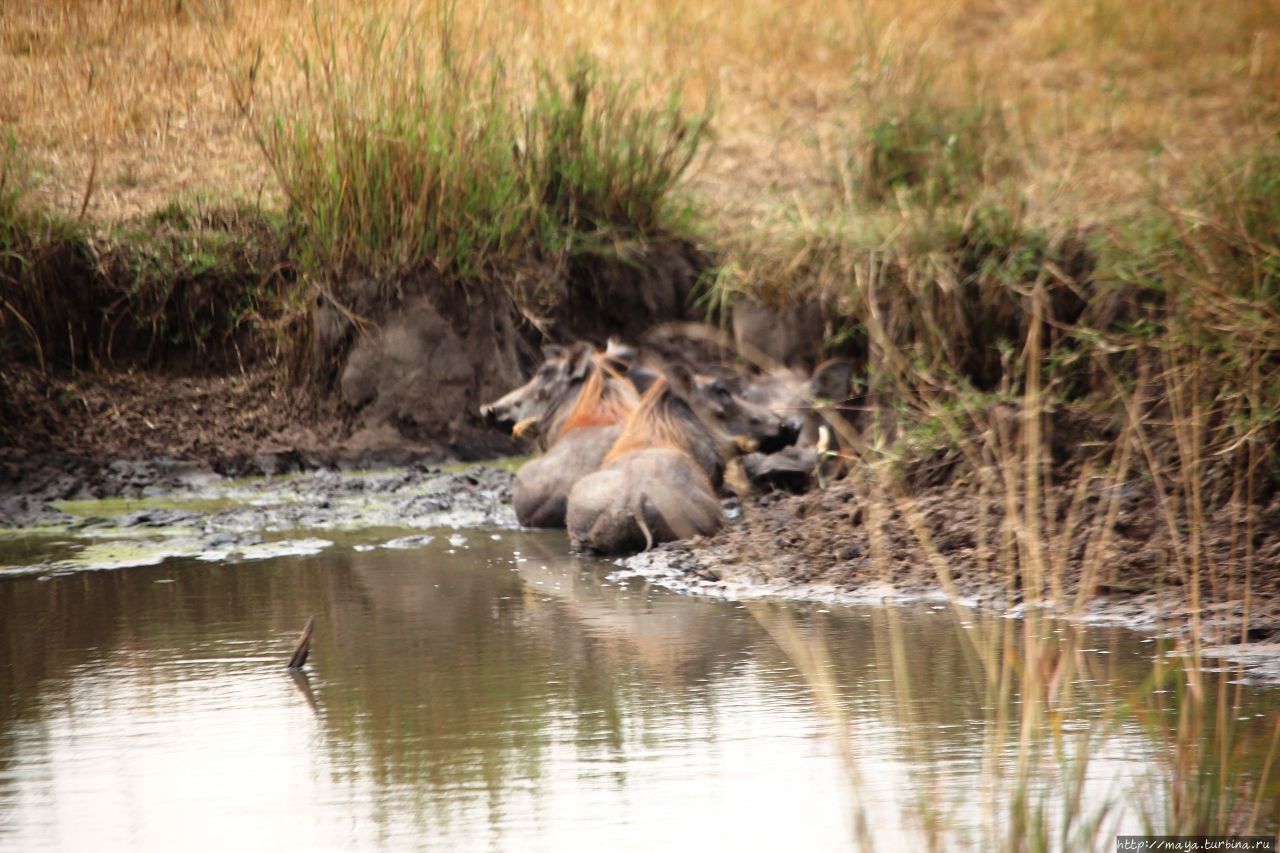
[1,524,1277,850]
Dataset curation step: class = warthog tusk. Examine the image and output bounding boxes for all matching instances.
[816,425,832,455]
[512,417,540,440]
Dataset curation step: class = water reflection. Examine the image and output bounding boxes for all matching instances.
[0,530,1275,850]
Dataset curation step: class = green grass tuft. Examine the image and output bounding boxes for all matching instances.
[256,9,710,284]
[851,96,1003,207]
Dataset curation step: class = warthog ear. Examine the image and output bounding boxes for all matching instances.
[541,343,566,362]
[568,341,594,379]
[810,359,855,402]
[665,363,695,397]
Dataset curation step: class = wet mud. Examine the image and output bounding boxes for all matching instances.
[0,465,515,575]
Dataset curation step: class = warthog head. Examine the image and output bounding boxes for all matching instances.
[740,359,856,448]
[682,368,801,454]
[620,361,801,456]
[480,342,594,439]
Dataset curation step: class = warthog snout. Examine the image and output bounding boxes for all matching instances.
[753,414,801,454]
[479,341,597,440]
[480,400,516,431]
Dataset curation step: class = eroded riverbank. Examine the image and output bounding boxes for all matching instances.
[614,472,1280,683]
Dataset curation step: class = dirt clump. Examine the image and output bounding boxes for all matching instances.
[315,275,524,454]
[0,365,311,501]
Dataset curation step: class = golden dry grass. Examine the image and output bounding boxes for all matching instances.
[2,0,1277,229]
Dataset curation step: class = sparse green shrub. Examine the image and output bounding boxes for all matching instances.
[835,34,1009,209]
[525,55,707,249]
[96,199,293,357]
[1204,149,1280,306]
[1,136,81,367]
[1084,149,1280,500]
[1,157,291,368]
[713,199,1084,392]
[1,132,46,278]
[1098,148,1280,310]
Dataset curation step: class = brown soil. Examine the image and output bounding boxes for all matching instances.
[7,364,303,457]
[1,364,321,499]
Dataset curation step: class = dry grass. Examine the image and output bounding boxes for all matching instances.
[2,0,1276,232]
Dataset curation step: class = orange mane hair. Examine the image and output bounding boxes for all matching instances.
[603,377,694,463]
[556,356,637,438]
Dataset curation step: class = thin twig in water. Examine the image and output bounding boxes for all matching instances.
[286,616,315,670]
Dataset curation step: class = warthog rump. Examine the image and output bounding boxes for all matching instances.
[513,424,623,527]
[566,448,722,554]
[567,375,724,554]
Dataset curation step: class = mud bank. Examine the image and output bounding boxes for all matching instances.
[0,365,481,522]
[0,242,707,506]
[611,478,1280,683]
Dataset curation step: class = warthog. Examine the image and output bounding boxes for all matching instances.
[481,342,639,528]
[737,359,857,491]
[738,358,856,446]
[687,370,801,455]
[566,374,724,554]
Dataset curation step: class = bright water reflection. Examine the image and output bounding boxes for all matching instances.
[0,530,1275,851]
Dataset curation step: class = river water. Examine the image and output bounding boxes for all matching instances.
[1,481,1276,851]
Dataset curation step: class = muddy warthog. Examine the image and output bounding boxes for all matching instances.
[738,359,857,491]
[686,369,801,454]
[482,343,638,528]
[739,358,856,446]
[566,374,724,554]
